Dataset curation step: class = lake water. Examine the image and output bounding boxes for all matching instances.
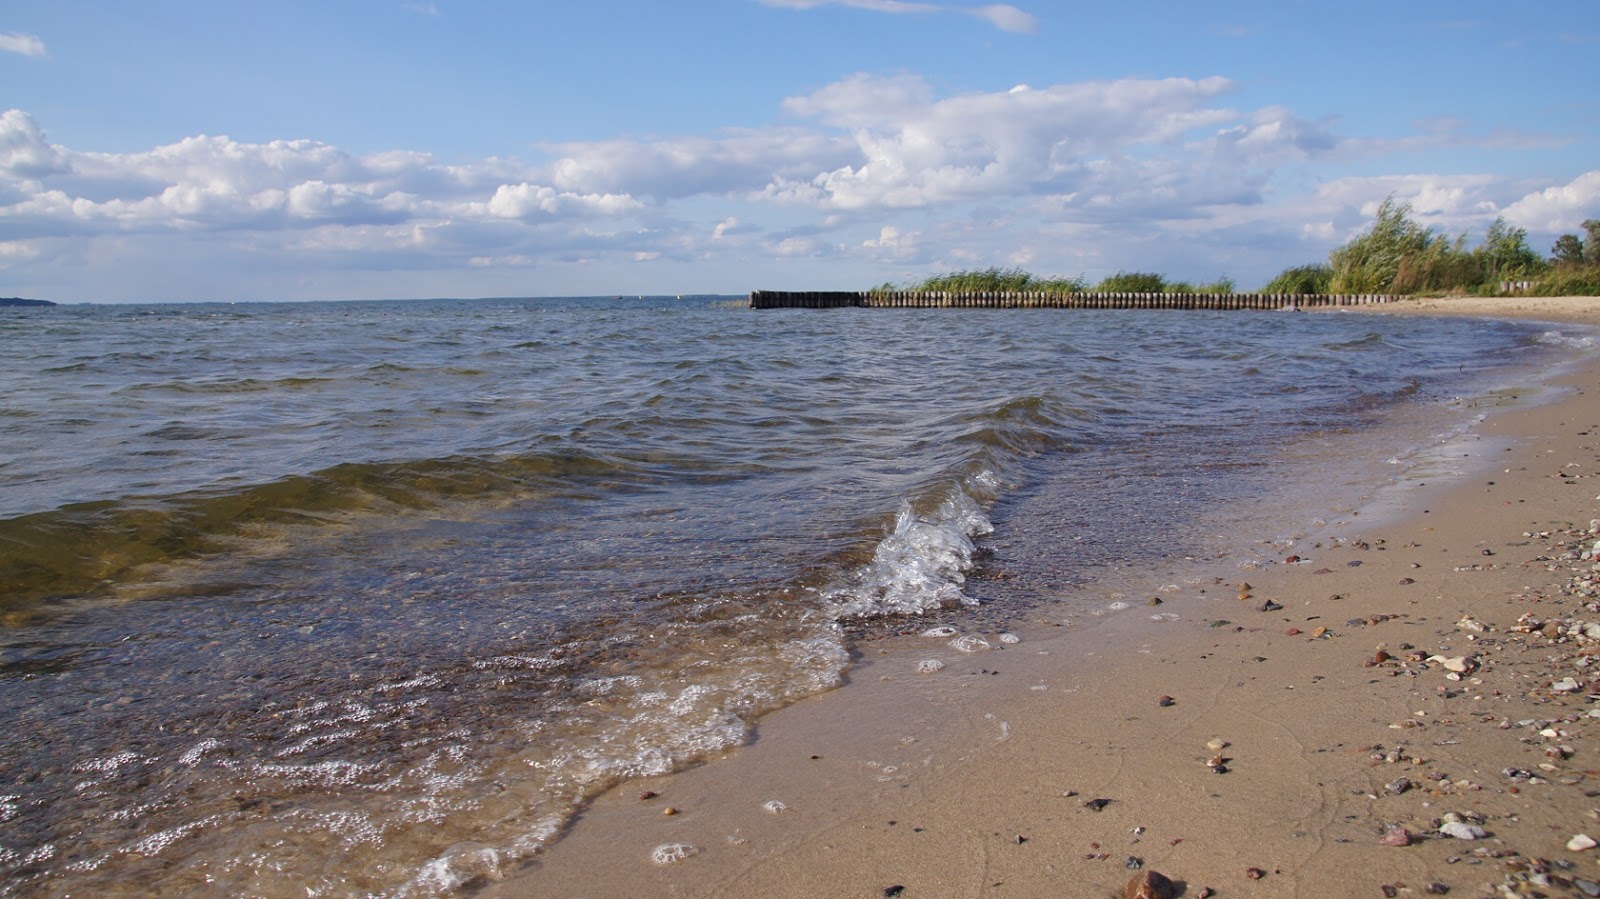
[0,297,1577,896]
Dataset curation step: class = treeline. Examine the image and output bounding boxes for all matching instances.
[875,267,1236,295]
[883,200,1600,297]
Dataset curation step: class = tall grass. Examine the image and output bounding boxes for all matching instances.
[891,267,1087,293]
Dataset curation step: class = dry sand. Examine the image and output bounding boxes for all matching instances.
[485,298,1600,899]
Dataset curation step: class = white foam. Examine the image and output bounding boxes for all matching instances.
[651,843,697,865]
[825,487,994,618]
[949,634,990,653]
[177,738,223,767]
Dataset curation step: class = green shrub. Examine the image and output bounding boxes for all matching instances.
[1095,271,1166,292]
[1262,264,1333,295]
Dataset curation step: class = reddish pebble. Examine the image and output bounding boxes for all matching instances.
[1287,628,1302,636]
[638,790,659,800]
[1379,826,1412,847]
[1246,867,1267,880]
[1157,695,1175,707]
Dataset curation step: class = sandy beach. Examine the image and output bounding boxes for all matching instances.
[486,297,1600,899]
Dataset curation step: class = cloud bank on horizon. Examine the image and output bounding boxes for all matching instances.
[1,1,1596,302]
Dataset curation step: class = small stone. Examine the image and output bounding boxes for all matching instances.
[885,887,906,898]
[1438,821,1487,840]
[1124,869,1175,899]
[1313,626,1329,638]
[1158,695,1176,707]
[1427,655,1479,674]
[1379,826,1412,847]
[638,790,659,800]
[1385,777,1413,795]
[662,806,680,816]
[1148,597,1164,606]
[1287,627,1302,636]
[1085,798,1113,812]
[1374,650,1393,664]
[1381,886,1399,898]
[1205,738,1228,752]
[1245,866,1267,880]
[1424,884,1450,895]
[1260,600,1283,612]
[1398,577,1416,584]
[1574,880,1600,898]
[1553,677,1584,693]
[1568,833,1598,852]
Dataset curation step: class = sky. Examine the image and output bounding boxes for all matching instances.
[1,1,1597,303]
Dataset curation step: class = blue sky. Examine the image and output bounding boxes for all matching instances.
[2,1,1597,302]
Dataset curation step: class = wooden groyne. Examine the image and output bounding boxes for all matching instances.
[748,291,1397,310]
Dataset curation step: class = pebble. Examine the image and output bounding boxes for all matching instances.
[1439,821,1488,840]
[916,659,946,674]
[1379,826,1412,847]
[1568,833,1597,851]
[1205,738,1228,752]
[1157,695,1175,707]
[1428,655,1479,673]
[1124,869,1176,899]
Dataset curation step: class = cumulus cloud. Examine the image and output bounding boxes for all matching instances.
[1500,171,1600,232]
[1,63,1590,300]
[0,32,45,57]
[773,73,1243,210]
[483,183,643,219]
[1,109,69,179]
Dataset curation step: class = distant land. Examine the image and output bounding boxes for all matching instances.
[0,297,57,307]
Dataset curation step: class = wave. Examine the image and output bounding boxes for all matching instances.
[0,448,682,613]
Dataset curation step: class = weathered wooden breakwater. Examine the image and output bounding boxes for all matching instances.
[749,291,1397,310]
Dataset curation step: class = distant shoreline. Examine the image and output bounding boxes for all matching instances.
[0,297,56,308]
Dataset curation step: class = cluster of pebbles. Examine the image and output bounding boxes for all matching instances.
[1353,517,1600,897]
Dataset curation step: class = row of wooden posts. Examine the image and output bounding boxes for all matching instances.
[748,291,1399,310]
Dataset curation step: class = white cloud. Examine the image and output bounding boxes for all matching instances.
[2,64,1590,300]
[0,32,45,57]
[969,4,1037,33]
[483,183,643,219]
[0,109,69,179]
[1500,171,1600,232]
[776,73,1240,210]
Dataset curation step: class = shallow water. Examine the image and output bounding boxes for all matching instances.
[0,297,1573,896]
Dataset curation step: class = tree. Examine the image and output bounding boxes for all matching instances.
[1585,219,1600,264]
[1328,196,1449,293]
[1478,217,1545,281]
[1552,233,1586,266]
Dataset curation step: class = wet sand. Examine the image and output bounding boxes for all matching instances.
[485,297,1600,899]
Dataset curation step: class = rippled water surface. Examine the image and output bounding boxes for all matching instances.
[0,297,1567,895]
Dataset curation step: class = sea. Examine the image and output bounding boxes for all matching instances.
[0,296,1587,897]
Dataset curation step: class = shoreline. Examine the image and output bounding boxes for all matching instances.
[486,298,1600,899]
